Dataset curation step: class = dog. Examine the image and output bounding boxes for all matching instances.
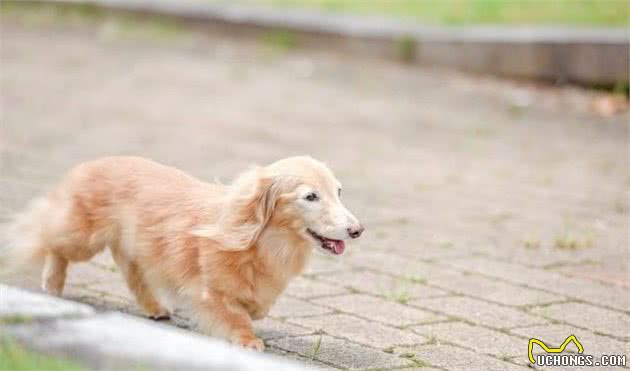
[0,156,363,350]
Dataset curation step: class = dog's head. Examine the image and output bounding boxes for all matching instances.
[195,156,363,255]
[266,156,363,255]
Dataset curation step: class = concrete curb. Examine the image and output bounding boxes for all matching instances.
[0,284,313,371]
[38,0,630,85]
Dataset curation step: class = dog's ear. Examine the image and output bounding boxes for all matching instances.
[191,167,279,251]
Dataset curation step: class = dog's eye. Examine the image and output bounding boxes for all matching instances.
[338,188,342,197]
[305,192,319,202]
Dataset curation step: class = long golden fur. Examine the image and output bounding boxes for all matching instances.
[0,156,363,350]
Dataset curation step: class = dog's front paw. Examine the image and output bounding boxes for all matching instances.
[146,308,171,321]
[242,337,265,351]
[233,335,265,351]
[148,313,171,321]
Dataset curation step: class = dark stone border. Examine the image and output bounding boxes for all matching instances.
[20,0,630,84]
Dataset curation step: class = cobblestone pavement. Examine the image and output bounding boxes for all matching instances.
[1,12,629,371]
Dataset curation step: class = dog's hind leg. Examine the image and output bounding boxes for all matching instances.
[110,248,170,320]
[41,252,68,296]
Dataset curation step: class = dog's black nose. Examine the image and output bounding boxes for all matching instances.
[348,225,364,239]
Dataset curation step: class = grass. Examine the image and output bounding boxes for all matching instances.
[554,231,594,250]
[436,239,454,249]
[613,198,627,214]
[396,35,416,62]
[385,279,419,304]
[523,237,541,249]
[425,334,439,345]
[1,2,184,41]
[310,334,323,360]
[374,230,389,239]
[224,0,629,26]
[382,346,395,353]
[387,289,412,304]
[0,339,85,371]
[488,211,513,226]
[408,356,430,367]
[262,29,299,50]
[408,276,427,284]
[0,315,33,325]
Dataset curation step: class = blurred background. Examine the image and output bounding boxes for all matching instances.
[223,0,629,25]
[1,1,629,370]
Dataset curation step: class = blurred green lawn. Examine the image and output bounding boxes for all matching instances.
[224,0,629,26]
[0,339,84,371]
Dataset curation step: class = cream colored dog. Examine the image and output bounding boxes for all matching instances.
[1,156,363,350]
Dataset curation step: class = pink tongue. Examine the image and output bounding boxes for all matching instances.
[332,240,345,255]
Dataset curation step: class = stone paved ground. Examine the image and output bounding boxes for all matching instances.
[1,10,629,371]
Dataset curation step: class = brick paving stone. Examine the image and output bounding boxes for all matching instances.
[427,271,563,306]
[316,269,448,300]
[510,324,629,358]
[363,226,475,261]
[66,261,120,287]
[412,321,525,357]
[266,347,339,370]
[530,302,630,339]
[62,285,107,303]
[64,288,138,316]
[400,245,475,262]
[477,242,616,269]
[254,317,314,340]
[288,314,426,348]
[451,360,529,370]
[268,335,412,370]
[349,251,451,280]
[65,266,133,303]
[268,297,333,318]
[312,294,445,327]
[285,277,349,299]
[445,257,630,312]
[78,281,134,304]
[553,260,630,289]
[410,296,547,329]
[409,344,529,371]
[349,253,496,302]
[0,274,40,292]
[303,255,354,275]
[89,251,119,269]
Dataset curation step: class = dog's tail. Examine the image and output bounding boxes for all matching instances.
[0,197,51,277]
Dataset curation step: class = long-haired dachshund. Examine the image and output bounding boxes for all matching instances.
[1,156,363,350]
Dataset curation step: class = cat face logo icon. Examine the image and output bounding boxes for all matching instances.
[528,335,584,364]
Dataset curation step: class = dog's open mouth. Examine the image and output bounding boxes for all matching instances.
[307,229,345,255]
